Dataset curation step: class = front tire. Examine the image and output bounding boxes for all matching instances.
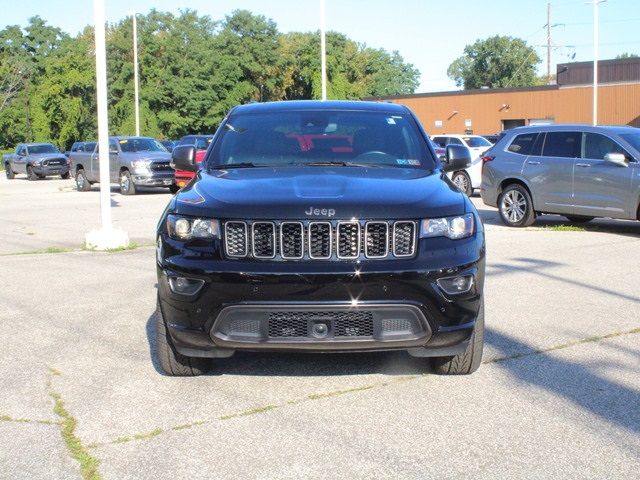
[565,215,594,223]
[498,184,536,227]
[451,171,473,196]
[432,300,484,375]
[60,171,70,179]
[155,299,210,376]
[119,170,136,195]
[27,166,38,181]
[5,165,15,179]
[75,169,91,191]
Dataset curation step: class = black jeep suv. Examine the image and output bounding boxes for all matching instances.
[156,101,485,376]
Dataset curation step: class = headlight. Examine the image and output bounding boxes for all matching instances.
[420,213,474,239]
[166,215,220,240]
[131,160,151,170]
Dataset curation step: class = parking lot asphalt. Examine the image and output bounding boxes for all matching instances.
[1,175,639,479]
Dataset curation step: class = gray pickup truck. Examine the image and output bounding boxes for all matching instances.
[3,143,70,180]
[69,136,175,195]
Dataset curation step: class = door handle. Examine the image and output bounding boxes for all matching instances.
[527,160,540,165]
[575,163,591,168]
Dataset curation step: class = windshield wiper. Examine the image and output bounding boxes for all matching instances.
[210,162,260,169]
[301,161,348,166]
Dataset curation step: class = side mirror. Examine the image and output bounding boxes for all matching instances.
[604,152,627,167]
[442,145,472,173]
[171,145,198,172]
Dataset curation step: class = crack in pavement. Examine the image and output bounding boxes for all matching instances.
[85,325,640,449]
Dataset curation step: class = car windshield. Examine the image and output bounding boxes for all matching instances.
[209,110,434,169]
[29,144,59,154]
[619,133,640,156]
[85,142,96,152]
[118,138,167,153]
[463,136,492,147]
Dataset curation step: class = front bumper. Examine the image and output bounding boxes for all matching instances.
[33,164,69,176]
[156,233,485,358]
[133,171,174,187]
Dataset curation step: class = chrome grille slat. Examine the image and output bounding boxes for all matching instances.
[280,222,304,259]
[223,220,416,260]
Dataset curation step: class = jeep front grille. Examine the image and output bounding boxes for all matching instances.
[223,220,417,261]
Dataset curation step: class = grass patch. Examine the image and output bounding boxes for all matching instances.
[545,224,586,232]
[0,414,59,425]
[0,242,153,257]
[50,391,101,480]
[220,404,277,420]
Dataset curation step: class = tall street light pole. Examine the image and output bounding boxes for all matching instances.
[86,0,129,250]
[320,0,327,100]
[591,0,606,126]
[132,12,140,136]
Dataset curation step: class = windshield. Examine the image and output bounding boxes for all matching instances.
[29,144,59,154]
[209,110,435,169]
[118,138,167,153]
[619,133,640,156]
[463,136,492,148]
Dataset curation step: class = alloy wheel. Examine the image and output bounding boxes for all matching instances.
[501,190,527,223]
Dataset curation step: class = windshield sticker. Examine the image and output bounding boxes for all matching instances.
[396,159,420,166]
[386,117,396,125]
[119,139,128,144]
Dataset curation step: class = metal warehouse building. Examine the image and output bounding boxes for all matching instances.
[371,58,640,135]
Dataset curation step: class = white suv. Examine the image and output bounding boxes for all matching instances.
[431,135,493,196]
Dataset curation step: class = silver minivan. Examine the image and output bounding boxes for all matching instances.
[481,125,640,227]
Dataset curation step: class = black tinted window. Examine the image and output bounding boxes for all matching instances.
[583,133,626,160]
[507,133,538,155]
[542,132,581,158]
[432,137,447,148]
[447,137,464,145]
[211,111,434,169]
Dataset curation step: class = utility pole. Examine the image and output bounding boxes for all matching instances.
[86,0,129,250]
[132,13,140,136]
[591,0,606,126]
[546,3,552,84]
[320,0,327,100]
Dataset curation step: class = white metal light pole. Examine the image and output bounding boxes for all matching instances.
[591,0,606,126]
[86,0,129,250]
[132,12,140,136]
[320,0,327,100]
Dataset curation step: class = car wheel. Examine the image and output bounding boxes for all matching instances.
[5,165,15,179]
[169,183,180,194]
[75,169,91,191]
[27,166,38,181]
[60,171,70,179]
[451,171,473,196]
[565,215,594,223]
[498,184,535,227]
[119,170,136,195]
[37,174,46,179]
[155,298,210,376]
[432,300,484,375]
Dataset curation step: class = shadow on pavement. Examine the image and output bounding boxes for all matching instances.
[486,327,640,436]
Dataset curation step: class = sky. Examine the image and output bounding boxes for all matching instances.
[2,0,639,92]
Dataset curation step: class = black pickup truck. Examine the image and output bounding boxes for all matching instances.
[155,100,485,376]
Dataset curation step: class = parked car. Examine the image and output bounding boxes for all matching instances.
[172,135,214,191]
[156,100,484,376]
[70,136,174,195]
[481,125,640,227]
[480,134,501,144]
[3,143,70,180]
[160,140,177,152]
[431,134,493,196]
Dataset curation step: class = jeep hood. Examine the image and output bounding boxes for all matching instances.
[175,167,466,220]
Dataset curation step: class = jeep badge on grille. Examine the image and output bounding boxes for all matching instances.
[305,207,336,217]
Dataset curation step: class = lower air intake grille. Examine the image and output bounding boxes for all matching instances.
[267,311,375,338]
[333,311,374,337]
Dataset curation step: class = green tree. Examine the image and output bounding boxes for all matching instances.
[615,52,639,59]
[448,35,541,89]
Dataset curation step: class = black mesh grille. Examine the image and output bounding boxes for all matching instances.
[334,311,374,337]
[281,222,303,258]
[365,222,388,258]
[225,222,247,257]
[309,222,332,259]
[337,222,360,258]
[267,311,374,338]
[268,312,308,337]
[252,222,275,258]
[150,161,173,172]
[43,159,66,166]
[393,222,416,257]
